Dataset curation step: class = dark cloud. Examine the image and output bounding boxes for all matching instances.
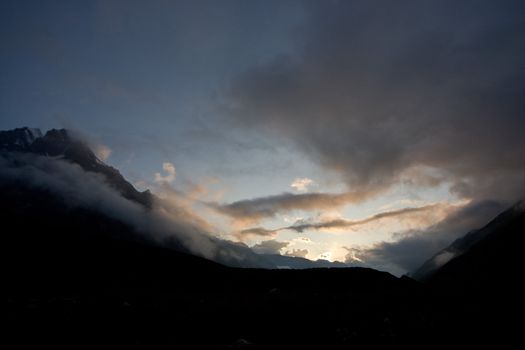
[211,189,375,223]
[239,227,278,238]
[251,240,289,255]
[285,248,309,258]
[344,200,505,276]
[228,0,525,204]
[222,1,525,275]
[285,204,442,233]
[235,203,448,237]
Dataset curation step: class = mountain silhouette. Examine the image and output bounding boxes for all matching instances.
[3,181,424,347]
[2,127,523,346]
[413,201,525,283]
[409,201,525,342]
[1,127,152,207]
[427,201,525,293]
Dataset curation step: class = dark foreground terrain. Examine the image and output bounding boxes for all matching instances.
[2,128,524,347]
[4,184,524,347]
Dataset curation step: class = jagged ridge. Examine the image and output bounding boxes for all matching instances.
[0,127,152,207]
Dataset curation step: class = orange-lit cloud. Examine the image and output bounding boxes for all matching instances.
[236,203,458,238]
[342,200,506,275]
[93,143,112,161]
[211,189,380,225]
[154,162,176,184]
[238,226,278,239]
[284,203,453,233]
[228,1,525,207]
[290,177,315,192]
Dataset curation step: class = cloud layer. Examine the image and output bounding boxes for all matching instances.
[228,0,525,204]
[212,189,376,224]
[290,177,315,192]
[284,204,447,233]
[221,0,525,274]
[344,200,505,275]
[0,152,272,268]
[154,162,177,184]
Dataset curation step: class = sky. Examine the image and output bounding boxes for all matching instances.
[1,0,524,275]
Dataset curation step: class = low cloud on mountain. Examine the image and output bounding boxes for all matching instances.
[0,151,273,268]
[344,200,505,275]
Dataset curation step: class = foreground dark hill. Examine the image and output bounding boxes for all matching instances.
[411,201,525,342]
[5,180,522,346]
[428,201,525,295]
[1,128,425,346]
[412,201,525,282]
[3,183,426,347]
[2,127,524,346]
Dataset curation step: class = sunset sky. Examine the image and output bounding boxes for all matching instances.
[2,0,524,275]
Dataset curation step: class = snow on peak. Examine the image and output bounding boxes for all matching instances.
[23,128,43,145]
[0,127,43,150]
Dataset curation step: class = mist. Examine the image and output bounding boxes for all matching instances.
[0,151,273,268]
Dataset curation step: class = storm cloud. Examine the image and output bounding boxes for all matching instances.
[3,1,525,276]
[212,189,376,224]
[228,0,525,204]
[222,1,525,273]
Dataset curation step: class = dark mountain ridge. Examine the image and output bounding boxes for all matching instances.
[1,127,152,207]
[428,201,525,293]
[262,253,348,269]
[3,180,425,347]
[2,126,524,346]
[412,201,525,282]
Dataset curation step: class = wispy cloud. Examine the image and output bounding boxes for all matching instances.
[93,143,112,161]
[235,203,455,238]
[0,152,273,268]
[343,200,505,276]
[154,162,176,184]
[238,226,278,239]
[210,189,379,225]
[290,177,315,192]
[284,204,448,233]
